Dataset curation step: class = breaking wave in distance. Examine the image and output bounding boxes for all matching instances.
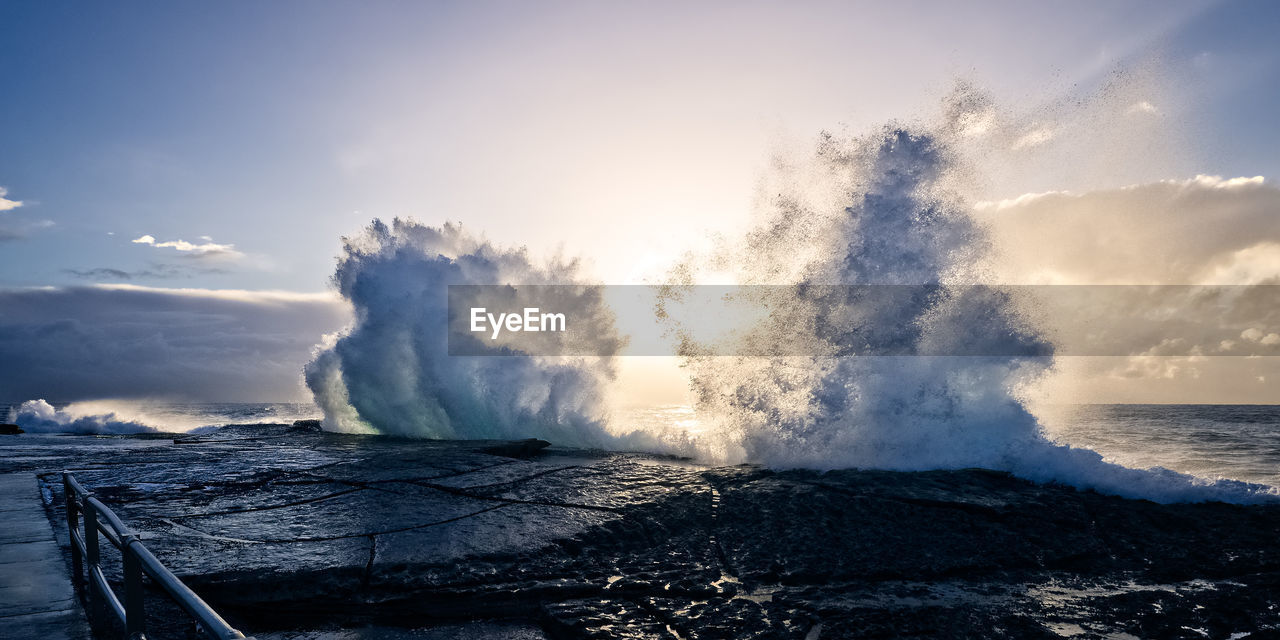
[14,399,157,435]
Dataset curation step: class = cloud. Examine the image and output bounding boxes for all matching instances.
[0,186,22,212]
[976,175,1280,284]
[973,176,1280,402]
[131,234,243,258]
[63,262,229,281]
[0,185,52,242]
[1241,327,1280,345]
[64,267,134,280]
[0,285,351,402]
[0,218,54,243]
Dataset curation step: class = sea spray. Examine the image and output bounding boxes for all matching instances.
[659,128,1051,466]
[304,219,634,447]
[659,125,1277,504]
[14,399,156,434]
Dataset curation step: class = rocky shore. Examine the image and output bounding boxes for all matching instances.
[3,424,1278,639]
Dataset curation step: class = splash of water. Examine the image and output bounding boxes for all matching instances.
[305,219,633,447]
[14,399,156,434]
[659,125,1276,504]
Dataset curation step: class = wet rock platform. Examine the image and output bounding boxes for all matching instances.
[3,424,1280,639]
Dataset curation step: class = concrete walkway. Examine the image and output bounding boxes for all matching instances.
[0,473,92,639]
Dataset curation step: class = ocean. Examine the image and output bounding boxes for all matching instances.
[1036,404,1280,488]
[6,400,1277,489]
[624,403,1280,488]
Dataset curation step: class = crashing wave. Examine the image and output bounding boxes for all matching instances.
[14,399,156,435]
[658,126,1277,504]
[305,219,644,448]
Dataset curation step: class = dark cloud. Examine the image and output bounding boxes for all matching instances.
[0,285,351,402]
[63,268,135,280]
[63,263,229,280]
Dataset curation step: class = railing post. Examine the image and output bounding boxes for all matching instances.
[62,473,254,640]
[63,473,83,590]
[122,538,147,640]
[82,497,101,620]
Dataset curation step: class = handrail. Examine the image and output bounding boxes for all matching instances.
[63,471,254,640]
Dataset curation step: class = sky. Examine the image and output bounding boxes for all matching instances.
[2,0,1280,405]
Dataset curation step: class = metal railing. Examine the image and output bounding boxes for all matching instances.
[63,472,254,640]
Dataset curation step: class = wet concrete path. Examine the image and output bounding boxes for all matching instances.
[0,472,91,640]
